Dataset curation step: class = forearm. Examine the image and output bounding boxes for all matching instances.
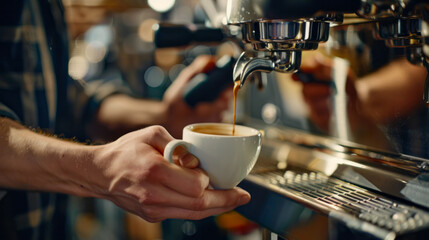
[91,94,168,140]
[0,117,101,198]
[355,58,426,122]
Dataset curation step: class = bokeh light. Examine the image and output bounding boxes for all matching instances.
[85,41,107,63]
[148,0,176,13]
[68,56,89,80]
[144,66,165,88]
[138,18,159,42]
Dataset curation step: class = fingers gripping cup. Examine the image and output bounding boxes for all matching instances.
[164,123,262,189]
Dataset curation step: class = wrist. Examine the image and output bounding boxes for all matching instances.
[56,143,107,198]
[38,138,101,198]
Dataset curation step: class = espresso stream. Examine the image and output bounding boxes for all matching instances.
[232,80,240,135]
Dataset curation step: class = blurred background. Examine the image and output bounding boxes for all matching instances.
[62,0,260,239]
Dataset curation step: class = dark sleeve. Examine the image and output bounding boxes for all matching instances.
[0,104,21,123]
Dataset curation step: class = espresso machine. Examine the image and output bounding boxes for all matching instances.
[223,0,429,239]
[154,0,429,239]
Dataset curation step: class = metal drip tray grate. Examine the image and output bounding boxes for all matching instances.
[252,170,429,234]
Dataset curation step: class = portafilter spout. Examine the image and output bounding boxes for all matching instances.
[233,51,302,87]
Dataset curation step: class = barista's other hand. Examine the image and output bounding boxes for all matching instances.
[91,125,250,222]
[163,55,232,138]
[292,54,356,131]
[292,54,335,131]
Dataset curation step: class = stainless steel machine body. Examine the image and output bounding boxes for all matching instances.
[224,0,429,239]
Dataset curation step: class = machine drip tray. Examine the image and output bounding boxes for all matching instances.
[239,170,429,239]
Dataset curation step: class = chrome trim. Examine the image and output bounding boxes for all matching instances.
[241,20,330,51]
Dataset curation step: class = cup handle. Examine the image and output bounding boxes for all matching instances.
[164,139,192,163]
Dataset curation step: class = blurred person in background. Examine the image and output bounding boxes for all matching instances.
[294,53,427,132]
[0,0,247,239]
[292,52,428,157]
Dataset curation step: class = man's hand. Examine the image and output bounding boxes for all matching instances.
[163,55,232,138]
[90,126,250,222]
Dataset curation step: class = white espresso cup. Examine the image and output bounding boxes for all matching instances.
[164,123,262,189]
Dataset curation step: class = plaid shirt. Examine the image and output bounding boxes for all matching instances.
[0,0,128,238]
